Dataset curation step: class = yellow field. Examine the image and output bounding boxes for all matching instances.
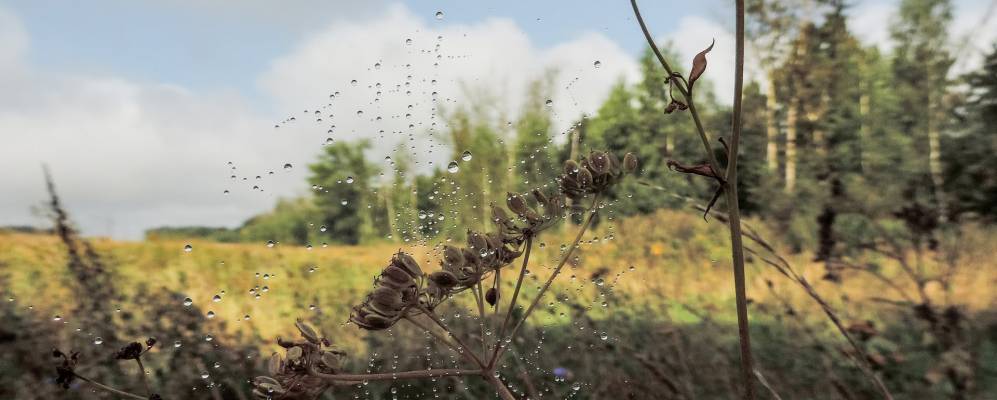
[2,210,995,355]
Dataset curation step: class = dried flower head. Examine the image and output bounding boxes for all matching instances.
[492,189,566,240]
[559,151,637,199]
[253,320,345,400]
[52,348,80,389]
[349,252,423,330]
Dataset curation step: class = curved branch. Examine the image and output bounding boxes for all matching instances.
[310,367,480,382]
[496,195,600,363]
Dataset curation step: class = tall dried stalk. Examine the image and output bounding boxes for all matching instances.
[629,0,755,398]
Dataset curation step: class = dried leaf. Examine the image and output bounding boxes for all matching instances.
[666,160,721,180]
[688,39,715,92]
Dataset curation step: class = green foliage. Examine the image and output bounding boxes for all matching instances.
[944,44,997,222]
[513,76,558,191]
[145,226,240,242]
[308,140,379,245]
[238,197,320,245]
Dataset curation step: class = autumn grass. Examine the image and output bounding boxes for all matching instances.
[4,210,995,352]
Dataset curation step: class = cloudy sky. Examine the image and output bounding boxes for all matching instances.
[1,0,994,240]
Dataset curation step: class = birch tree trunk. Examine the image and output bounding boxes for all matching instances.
[766,75,779,172]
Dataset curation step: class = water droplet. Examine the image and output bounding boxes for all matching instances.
[545,99,553,107]
[593,60,602,68]
[94,337,103,345]
[346,176,355,184]
[174,340,183,348]
[461,151,472,161]
[200,371,210,379]
[53,315,62,321]
[183,297,193,307]
[212,294,222,303]
[447,161,459,173]
[183,244,193,253]
[435,11,444,20]
[319,225,328,232]
[283,163,293,170]
[266,240,276,248]
[206,311,215,319]
[405,38,412,45]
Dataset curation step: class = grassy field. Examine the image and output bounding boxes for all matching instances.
[2,210,996,399]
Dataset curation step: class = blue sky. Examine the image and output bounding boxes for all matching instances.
[0,0,994,239]
[5,0,698,112]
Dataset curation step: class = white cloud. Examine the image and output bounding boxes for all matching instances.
[259,4,639,165]
[0,3,638,239]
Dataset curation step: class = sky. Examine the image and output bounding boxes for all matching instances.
[0,0,994,240]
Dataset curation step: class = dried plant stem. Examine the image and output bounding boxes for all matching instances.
[134,357,151,395]
[496,194,600,363]
[418,306,487,368]
[630,0,722,175]
[703,206,895,399]
[472,281,488,353]
[489,235,534,367]
[484,372,518,400]
[71,372,146,400]
[404,315,473,364]
[310,368,480,382]
[630,0,755,398]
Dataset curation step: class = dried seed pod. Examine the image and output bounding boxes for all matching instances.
[624,152,638,173]
[428,270,459,287]
[443,245,464,266]
[393,252,423,277]
[267,353,283,375]
[286,346,303,362]
[507,193,530,216]
[467,231,488,253]
[588,151,610,175]
[563,159,580,175]
[485,287,498,306]
[295,319,320,344]
[113,342,143,360]
[577,167,593,188]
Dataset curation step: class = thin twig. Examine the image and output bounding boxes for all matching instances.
[310,368,481,382]
[72,373,147,400]
[419,306,486,368]
[489,235,534,367]
[404,314,475,366]
[726,1,757,399]
[134,357,151,395]
[497,194,600,363]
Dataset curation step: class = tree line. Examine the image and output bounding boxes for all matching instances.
[148,0,997,260]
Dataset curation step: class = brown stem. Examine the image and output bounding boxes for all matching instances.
[497,194,600,363]
[310,368,480,382]
[489,235,533,367]
[134,357,151,395]
[404,314,477,366]
[630,0,723,176]
[726,1,757,399]
[472,281,488,353]
[72,372,147,400]
[419,306,486,368]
